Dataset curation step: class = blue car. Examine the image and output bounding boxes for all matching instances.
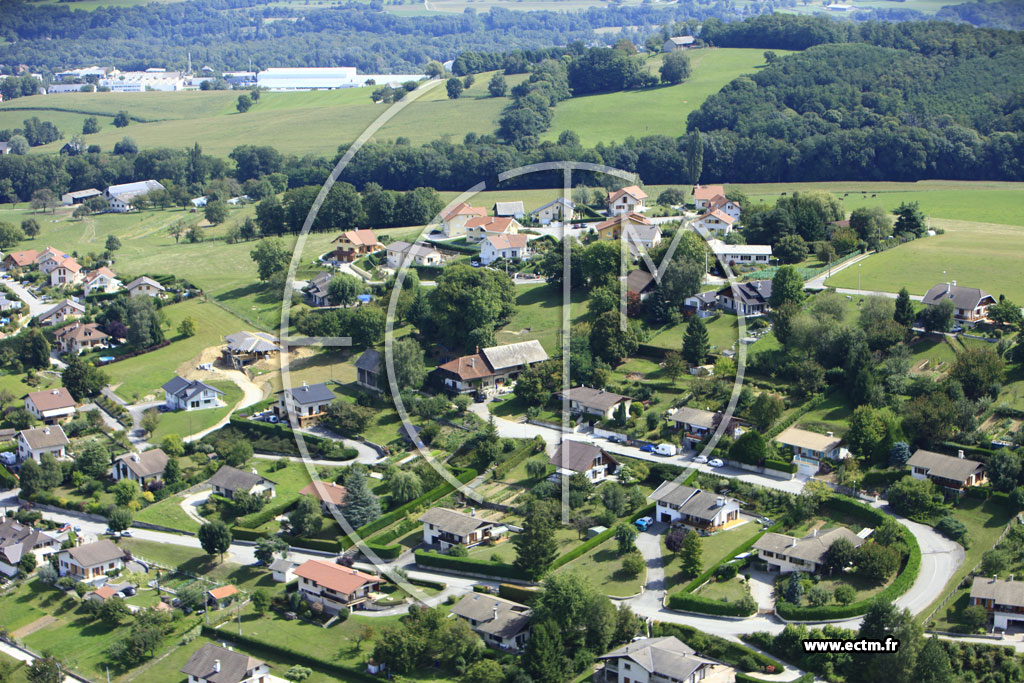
[640,444,656,453]
[634,516,654,531]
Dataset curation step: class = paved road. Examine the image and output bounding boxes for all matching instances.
[2,278,49,318]
[125,400,163,449]
[804,252,872,290]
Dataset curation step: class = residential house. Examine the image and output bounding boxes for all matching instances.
[54,321,109,354]
[492,201,525,220]
[162,376,224,411]
[206,585,239,609]
[907,448,986,491]
[693,185,727,212]
[2,250,38,270]
[110,448,168,486]
[479,234,530,266]
[331,229,381,262]
[670,406,718,448]
[606,185,648,216]
[208,465,277,500]
[549,441,618,482]
[694,209,737,236]
[104,180,166,213]
[0,293,20,313]
[595,213,662,258]
[57,539,126,582]
[716,280,772,316]
[465,216,521,243]
[626,269,657,301]
[355,348,382,392]
[270,558,296,583]
[774,426,848,477]
[37,248,72,274]
[706,239,771,267]
[36,299,85,326]
[294,559,382,612]
[754,528,865,574]
[61,188,103,206]
[84,585,120,603]
[274,382,335,426]
[222,331,280,369]
[418,507,505,553]
[648,482,741,530]
[684,290,719,318]
[531,198,575,225]
[436,340,549,395]
[305,271,333,307]
[385,241,442,269]
[82,267,121,296]
[49,257,83,287]
[0,142,9,156]
[25,388,76,424]
[560,387,633,421]
[125,276,166,298]
[451,594,532,651]
[180,643,269,683]
[969,577,1024,630]
[663,36,695,51]
[441,202,487,237]
[597,636,729,683]
[0,518,60,577]
[299,481,348,514]
[17,425,69,464]
[921,282,996,327]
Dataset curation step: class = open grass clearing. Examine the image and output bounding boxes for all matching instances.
[119,538,280,594]
[553,537,645,598]
[133,493,201,533]
[695,574,750,603]
[663,520,761,590]
[150,380,242,440]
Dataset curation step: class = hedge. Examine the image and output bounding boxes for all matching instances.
[651,622,784,673]
[408,576,446,591]
[236,493,300,529]
[737,674,811,683]
[764,459,797,474]
[230,527,268,541]
[198,627,379,683]
[0,464,17,488]
[280,534,341,553]
[667,591,757,617]
[415,549,527,580]
[498,583,541,605]
[364,542,402,560]
[764,393,827,440]
[548,504,655,572]
[774,495,922,621]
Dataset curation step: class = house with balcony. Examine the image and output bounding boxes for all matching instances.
[451,594,532,651]
[479,234,530,266]
[50,257,83,288]
[294,559,382,612]
[531,198,575,225]
[57,539,126,583]
[163,376,224,412]
[774,426,848,477]
[331,229,380,262]
[648,482,741,530]
[0,518,60,578]
[418,507,505,553]
[110,448,168,486]
[36,299,85,326]
[54,321,109,355]
[684,290,718,318]
[907,448,986,492]
[125,276,166,298]
[692,185,727,212]
[754,527,865,574]
[435,341,549,396]
[441,202,487,237]
[385,241,442,269]
[597,636,731,683]
[606,185,648,216]
[465,216,521,243]
[694,209,737,237]
[25,387,76,424]
[706,239,771,267]
[83,267,121,296]
[970,577,1024,630]
[559,387,633,421]
[921,282,996,328]
[274,382,334,426]
[549,441,618,482]
[17,425,69,464]
[669,407,717,448]
[716,280,772,316]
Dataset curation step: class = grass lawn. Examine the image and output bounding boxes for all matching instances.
[134,493,200,533]
[553,537,644,598]
[696,575,750,602]
[663,521,761,590]
[648,312,740,354]
[929,588,974,633]
[795,393,855,437]
[119,538,279,594]
[0,652,28,683]
[791,573,891,607]
[494,282,590,357]
[920,497,1017,624]
[825,218,1024,301]
[150,381,242,440]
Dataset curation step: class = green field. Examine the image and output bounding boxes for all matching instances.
[825,218,1024,301]
[552,537,645,598]
[151,380,243,440]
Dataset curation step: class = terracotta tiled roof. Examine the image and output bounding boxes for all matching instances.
[438,353,493,381]
[294,559,381,594]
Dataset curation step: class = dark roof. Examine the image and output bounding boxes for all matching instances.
[224,331,279,354]
[355,348,381,373]
[922,283,995,310]
[626,270,656,295]
[64,539,125,568]
[279,382,335,405]
[907,449,984,484]
[0,518,58,566]
[717,279,772,307]
[208,465,275,493]
[670,407,717,429]
[971,576,1024,608]
[180,643,265,683]
[559,387,632,412]
[115,449,168,478]
[162,376,224,401]
[418,507,496,537]
[598,636,708,680]
[550,441,616,473]
[452,594,532,639]
[648,483,739,521]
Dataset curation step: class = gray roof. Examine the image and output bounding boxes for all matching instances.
[667,36,695,45]
[971,576,1024,609]
[598,636,708,680]
[224,331,280,354]
[717,279,773,307]
[493,201,525,216]
[279,382,335,405]
[550,440,616,473]
[531,198,574,214]
[19,425,69,450]
[774,426,842,453]
[208,465,275,493]
[386,241,439,259]
[126,276,166,291]
[115,449,168,478]
[648,482,739,522]
[626,269,655,295]
[481,340,548,372]
[922,283,995,311]
[670,406,717,429]
[0,518,58,566]
[106,180,165,201]
[418,507,495,537]
[269,557,296,573]
[907,449,984,484]
[754,527,865,564]
[38,299,85,321]
[688,290,719,305]
[452,594,532,639]
[180,643,265,683]
[162,376,224,401]
[64,539,125,568]
[355,348,381,373]
[559,386,632,412]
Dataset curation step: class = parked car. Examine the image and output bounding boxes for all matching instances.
[157,404,170,413]
[267,415,280,424]
[120,586,137,597]
[634,516,654,531]
[120,530,132,537]
[951,325,964,333]
[708,458,724,468]
[693,455,708,464]
[640,444,656,453]
[655,443,678,456]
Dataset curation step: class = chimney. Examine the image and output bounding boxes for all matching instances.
[214,660,221,673]
[52,390,59,395]
[468,357,474,368]
[958,450,965,459]
[790,538,798,548]
[946,282,951,293]
[952,280,957,287]
[826,431,834,438]
[492,606,498,621]
[251,467,258,475]
[716,497,724,508]
[131,453,139,462]
[470,508,476,517]
[43,428,50,435]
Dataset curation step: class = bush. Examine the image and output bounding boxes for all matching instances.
[667,592,757,617]
[716,563,739,581]
[414,550,526,580]
[498,583,540,605]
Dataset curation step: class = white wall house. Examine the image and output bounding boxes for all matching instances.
[105,180,165,212]
[970,577,1024,631]
[57,540,126,583]
[162,376,224,411]
[180,643,269,683]
[418,507,505,553]
[25,388,77,424]
[294,559,382,613]
[607,185,647,216]
[754,528,865,574]
[17,425,69,464]
[479,234,530,266]
[648,482,741,530]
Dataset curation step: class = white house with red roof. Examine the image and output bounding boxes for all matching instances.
[465,216,521,243]
[479,234,530,265]
[331,229,381,262]
[294,559,382,613]
[607,185,648,216]
[693,209,737,236]
[441,202,487,237]
[693,184,727,211]
[49,257,83,287]
[83,267,121,296]
[25,387,77,424]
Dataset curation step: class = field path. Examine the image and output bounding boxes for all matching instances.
[11,615,57,639]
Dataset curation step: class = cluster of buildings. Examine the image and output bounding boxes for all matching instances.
[59,180,166,213]
[431,340,549,397]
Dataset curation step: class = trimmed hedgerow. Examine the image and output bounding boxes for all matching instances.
[414,549,527,580]
[667,591,757,617]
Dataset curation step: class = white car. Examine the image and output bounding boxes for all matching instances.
[708,458,725,468]
[693,455,708,464]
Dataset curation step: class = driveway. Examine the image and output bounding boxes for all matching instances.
[2,278,49,318]
[125,399,164,449]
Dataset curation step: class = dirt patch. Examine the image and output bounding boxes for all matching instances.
[12,615,57,639]
[625,373,645,380]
